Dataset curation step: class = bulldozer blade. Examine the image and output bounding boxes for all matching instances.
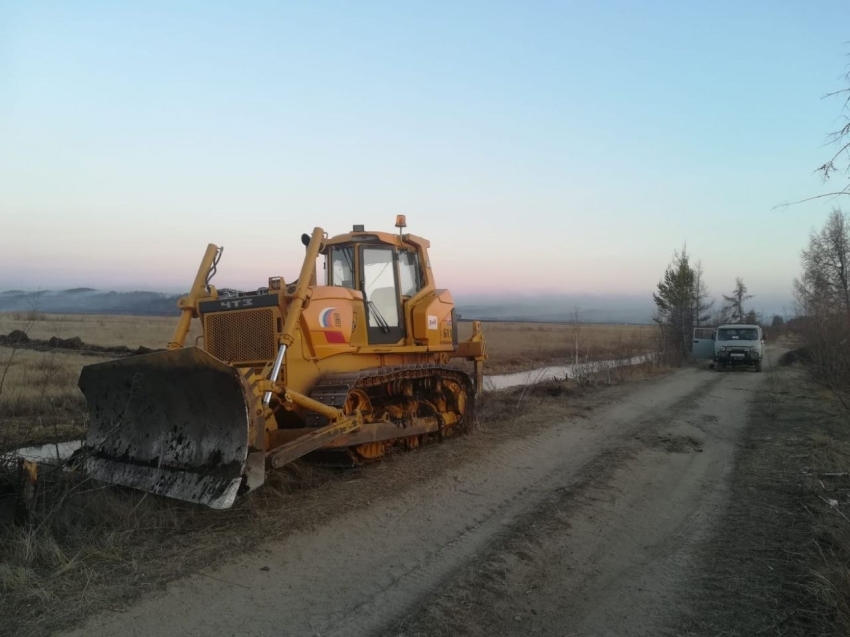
[78,348,255,509]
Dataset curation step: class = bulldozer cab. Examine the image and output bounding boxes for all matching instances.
[325,229,424,345]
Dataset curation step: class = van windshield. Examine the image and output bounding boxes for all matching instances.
[717,328,759,341]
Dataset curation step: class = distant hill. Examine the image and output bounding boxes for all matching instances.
[456,306,653,324]
[455,293,657,324]
[0,289,183,316]
[0,288,658,323]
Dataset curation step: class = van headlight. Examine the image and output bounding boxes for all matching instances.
[719,346,727,352]
[750,346,758,353]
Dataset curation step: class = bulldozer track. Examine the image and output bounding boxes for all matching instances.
[305,364,475,432]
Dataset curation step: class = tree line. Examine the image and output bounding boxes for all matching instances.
[651,210,847,373]
[651,60,850,400]
[652,249,767,363]
[794,209,850,400]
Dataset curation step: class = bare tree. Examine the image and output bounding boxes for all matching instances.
[568,307,585,366]
[781,59,850,206]
[800,209,850,317]
[794,208,850,403]
[722,278,753,324]
[816,65,850,199]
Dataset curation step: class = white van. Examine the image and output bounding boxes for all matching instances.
[714,324,764,371]
[692,324,765,372]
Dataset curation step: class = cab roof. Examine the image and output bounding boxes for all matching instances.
[322,229,430,251]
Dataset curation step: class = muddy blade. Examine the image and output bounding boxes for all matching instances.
[78,348,251,509]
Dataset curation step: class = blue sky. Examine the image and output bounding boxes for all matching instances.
[1,1,847,307]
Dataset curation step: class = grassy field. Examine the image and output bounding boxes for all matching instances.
[0,348,113,450]
[0,313,655,365]
[0,312,201,350]
[459,320,655,374]
[0,313,654,450]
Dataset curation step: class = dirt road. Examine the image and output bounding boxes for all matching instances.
[65,359,771,637]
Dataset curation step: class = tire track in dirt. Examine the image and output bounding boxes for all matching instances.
[385,367,764,637]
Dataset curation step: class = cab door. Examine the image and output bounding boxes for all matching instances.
[360,246,406,345]
[692,327,716,359]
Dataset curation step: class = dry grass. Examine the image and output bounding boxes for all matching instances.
[0,348,107,415]
[0,314,654,373]
[0,312,197,451]
[801,396,850,636]
[477,362,665,432]
[0,461,353,636]
[0,348,114,451]
[756,362,850,636]
[459,321,655,374]
[0,312,201,350]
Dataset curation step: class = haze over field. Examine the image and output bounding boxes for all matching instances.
[0,286,793,324]
[1,2,845,314]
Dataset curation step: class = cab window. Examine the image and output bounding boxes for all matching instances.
[362,247,400,328]
[330,247,355,289]
[398,250,421,296]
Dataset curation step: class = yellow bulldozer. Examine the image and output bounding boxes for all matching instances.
[78,217,487,508]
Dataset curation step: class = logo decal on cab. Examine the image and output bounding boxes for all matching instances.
[319,307,337,328]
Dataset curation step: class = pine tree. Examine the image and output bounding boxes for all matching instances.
[722,278,753,323]
[653,246,712,363]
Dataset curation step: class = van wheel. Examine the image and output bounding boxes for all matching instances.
[754,361,762,373]
[716,361,725,371]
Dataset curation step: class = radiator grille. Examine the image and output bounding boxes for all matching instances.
[205,309,276,363]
